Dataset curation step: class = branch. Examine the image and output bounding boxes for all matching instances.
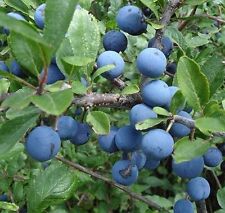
[56,156,165,211]
[73,93,142,108]
[37,66,48,95]
[154,0,183,48]
[111,78,126,89]
[196,200,208,213]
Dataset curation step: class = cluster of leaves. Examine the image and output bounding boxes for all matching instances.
[0,0,224,212]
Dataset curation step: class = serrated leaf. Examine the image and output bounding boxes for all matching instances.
[0,113,39,155]
[72,81,87,95]
[195,117,225,133]
[67,8,100,64]
[170,90,186,114]
[177,56,210,112]
[86,111,110,134]
[31,89,73,116]
[153,107,170,116]
[2,87,34,110]
[9,32,50,76]
[202,55,225,97]
[217,188,225,209]
[92,64,115,81]
[121,84,139,95]
[0,201,19,211]
[27,163,79,213]
[173,137,211,163]
[43,0,77,54]
[140,0,159,20]
[135,118,166,131]
[0,78,10,94]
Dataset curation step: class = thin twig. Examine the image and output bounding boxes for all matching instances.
[37,66,48,95]
[211,170,222,189]
[56,156,165,211]
[154,0,183,48]
[111,78,126,89]
[178,5,198,31]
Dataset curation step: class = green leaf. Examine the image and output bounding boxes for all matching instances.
[140,0,159,20]
[177,56,210,112]
[0,12,48,46]
[0,70,35,88]
[0,201,19,211]
[27,163,79,213]
[146,195,173,208]
[185,0,207,5]
[43,0,78,54]
[173,137,211,163]
[9,32,50,76]
[67,8,100,64]
[63,56,94,67]
[45,81,66,92]
[4,0,29,14]
[92,64,115,81]
[217,187,225,209]
[135,118,166,131]
[121,84,139,95]
[31,89,73,116]
[169,90,186,114]
[2,87,34,110]
[153,107,170,117]
[6,106,41,120]
[86,111,110,134]
[72,80,87,95]
[0,113,39,155]
[0,78,10,94]
[186,35,209,48]
[195,117,225,134]
[0,143,24,160]
[202,55,225,96]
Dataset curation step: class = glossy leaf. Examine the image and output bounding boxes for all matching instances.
[72,80,87,95]
[153,107,170,117]
[217,187,225,209]
[169,90,186,114]
[121,84,139,95]
[92,64,115,81]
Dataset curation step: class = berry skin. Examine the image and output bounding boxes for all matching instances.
[172,156,204,179]
[98,127,119,153]
[9,60,25,78]
[41,64,65,84]
[141,80,171,108]
[57,116,78,140]
[203,147,222,167]
[141,129,174,160]
[170,111,192,138]
[97,51,124,80]
[116,5,147,36]
[25,126,61,162]
[129,104,157,127]
[144,156,160,170]
[167,62,177,75]
[34,4,46,29]
[70,123,91,145]
[112,159,138,186]
[0,61,8,75]
[103,30,128,53]
[0,194,8,201]
[148,36,173,58]
[186,177,210,201]
[131,151,146,170]
[174,199,194,213]
[136,48,167,78]
[115,125,142,152]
